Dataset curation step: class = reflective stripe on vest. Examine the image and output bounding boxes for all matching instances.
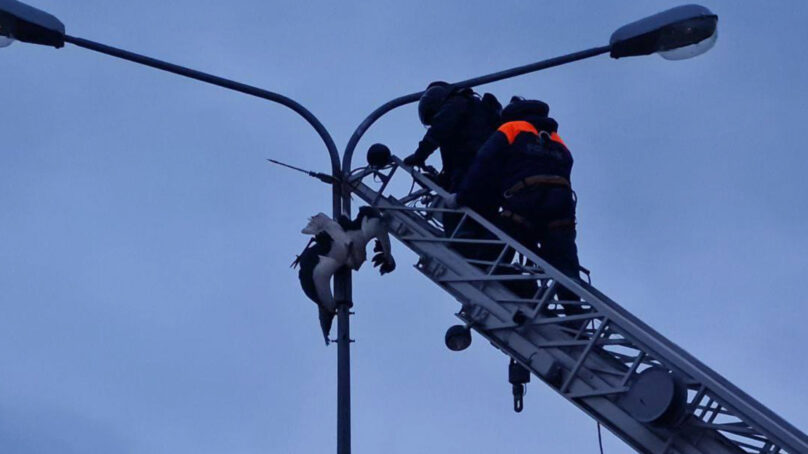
[550,132,566,147]
[498,121,537,144]
[497,121,567,148]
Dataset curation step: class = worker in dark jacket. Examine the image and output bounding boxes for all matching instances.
[403,81,501,193]
[454,97,581,304]
[404,82,502,257]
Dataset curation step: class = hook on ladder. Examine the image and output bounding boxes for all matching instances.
[509,358,531,413]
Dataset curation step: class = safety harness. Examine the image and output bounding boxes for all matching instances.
[503,174,571,199]
[499,210,576,231]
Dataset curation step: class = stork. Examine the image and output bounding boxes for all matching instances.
[294,206,395,344]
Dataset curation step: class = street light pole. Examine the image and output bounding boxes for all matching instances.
[61,33,355,454]
[335,269,351,454]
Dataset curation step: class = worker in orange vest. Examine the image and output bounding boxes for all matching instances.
[453,97,581,304]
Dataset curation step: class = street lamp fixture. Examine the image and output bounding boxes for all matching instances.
[609,4,718,60]
[0,0,64,48]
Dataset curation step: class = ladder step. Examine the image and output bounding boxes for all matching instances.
[465,259,544,273]
[527,313,602,326]
[400,236,506,245]
[381,205,462,213]
[566,386,630,399]
[498,297,542,304]
[439,275,545,283]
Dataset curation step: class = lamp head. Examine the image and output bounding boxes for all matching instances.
[0,0,65,48]
[610,4,717,60]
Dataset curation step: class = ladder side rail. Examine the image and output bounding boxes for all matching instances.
[576,283,808,453]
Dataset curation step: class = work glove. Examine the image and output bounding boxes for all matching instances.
[403,152,426,168]
[372,240,396,275]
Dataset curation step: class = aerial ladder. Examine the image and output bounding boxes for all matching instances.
[344,156,808,454]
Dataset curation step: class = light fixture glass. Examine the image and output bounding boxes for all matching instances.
[659,29,717,60]
[0,35,13,48]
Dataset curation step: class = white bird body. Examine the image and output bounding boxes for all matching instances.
[295,207,395,344]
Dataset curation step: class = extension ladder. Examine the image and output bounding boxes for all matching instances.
[345,157,808,454]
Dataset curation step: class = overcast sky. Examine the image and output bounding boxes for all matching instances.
[2,1,807,453]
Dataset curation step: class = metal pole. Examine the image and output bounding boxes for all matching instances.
[61,34,352,453]
[336,293,351,453]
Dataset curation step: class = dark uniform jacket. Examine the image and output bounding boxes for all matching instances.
[414,90,499,190]
[456,116,572,215]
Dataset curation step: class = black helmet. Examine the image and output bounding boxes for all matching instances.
[501,96,550,123]
[418,81,453,126]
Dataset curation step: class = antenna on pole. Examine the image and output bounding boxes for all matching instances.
[267,158,338,185]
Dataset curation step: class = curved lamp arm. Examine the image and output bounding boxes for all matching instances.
[64,35,343,217]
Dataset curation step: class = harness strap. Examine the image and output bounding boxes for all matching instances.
[499,210,576,232]
[547,219,576,230]
[500,210,532,229]
[503,175,571,198]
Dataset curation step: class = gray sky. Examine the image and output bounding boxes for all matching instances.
[2,1,807,452]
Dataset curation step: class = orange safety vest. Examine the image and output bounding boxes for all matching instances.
[497,121,566,147]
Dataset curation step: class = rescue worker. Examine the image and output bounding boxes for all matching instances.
[404,82,502,255]
[403,81,501,193]
[452,97,581,305]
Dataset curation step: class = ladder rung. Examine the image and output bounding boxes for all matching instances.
[400,236,506,245]
[566,386,629,399]
[693,422,760,436]
[465,259,544,272]
[498,297,542,304]
[382,205,462,214]
[395,188,430,204]
[439,275,543,283]
[527,313,602,326]
[561,319,610,393]
[535,339,595,348]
